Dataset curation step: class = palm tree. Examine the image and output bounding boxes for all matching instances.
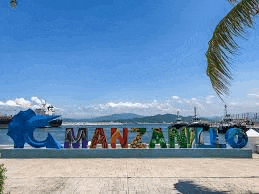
[206,0,259,99]
[9,0,17,9]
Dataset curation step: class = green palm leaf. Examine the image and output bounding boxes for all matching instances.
[206,0,259,98]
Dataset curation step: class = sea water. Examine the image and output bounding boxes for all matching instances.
[0,123,227,146]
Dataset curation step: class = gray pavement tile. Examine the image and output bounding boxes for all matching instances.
[1,155,259,193]
[125,158,259,178]
[191,178,259,194]
[4,178,128,194]
[1,159,128,178]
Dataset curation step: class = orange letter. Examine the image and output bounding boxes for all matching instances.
[111,128,128,148]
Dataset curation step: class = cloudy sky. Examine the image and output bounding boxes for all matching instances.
[1,0,259,118]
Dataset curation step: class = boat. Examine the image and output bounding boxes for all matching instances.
[0,114,12,128]
[187,107,210,130]
[48,119,63,128]
[211,105,250,133]
[34,103,62,128]
[168,111,188,129]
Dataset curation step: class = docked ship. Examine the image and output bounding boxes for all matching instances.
[0,114,12,128]
[169,111,188,129]
[211,105,251,133]
[187,107,210,131]
[35,103,62,128]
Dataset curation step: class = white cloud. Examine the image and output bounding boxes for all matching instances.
[5,100,17,106]
[15,98,31,107]
[59,95,225,118]
[0,98,32,107]
[31,96,43,104]
[205,95,215,104]
[0,97,58,115]
[172,96,180,100]
[2,94,259,119]
[107,102,149,108]
[248,93,259,98]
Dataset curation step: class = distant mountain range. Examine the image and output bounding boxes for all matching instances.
[64,113,143,122]
[64,113,214,123]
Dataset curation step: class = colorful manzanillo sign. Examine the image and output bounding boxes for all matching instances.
[64,127,248,149]
[7,109,248,149]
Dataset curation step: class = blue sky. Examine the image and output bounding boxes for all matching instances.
[1,0,259,118]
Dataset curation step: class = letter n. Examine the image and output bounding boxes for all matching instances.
[168,127,177,148]
[111,128,128,148]
[64,128,88,148]
[90,128,108,148]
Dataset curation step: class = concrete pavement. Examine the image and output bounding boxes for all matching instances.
[1,154,259,193]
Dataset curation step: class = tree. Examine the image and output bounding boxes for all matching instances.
[0,164,7,194]
[206,0,259,99]
[9,0,17,9]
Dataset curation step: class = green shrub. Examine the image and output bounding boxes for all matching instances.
[0,164,7,194]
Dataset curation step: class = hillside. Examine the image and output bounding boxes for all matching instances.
[63,113,143,122]
[114,114,208,123]
[64,113,210,123]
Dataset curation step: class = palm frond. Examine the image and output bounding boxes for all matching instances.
[206,0,259,98]
[9,0,17,9]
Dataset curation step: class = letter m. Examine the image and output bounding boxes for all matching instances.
[64,128,88,148]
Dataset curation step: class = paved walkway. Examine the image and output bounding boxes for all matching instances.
[1,154,259,193]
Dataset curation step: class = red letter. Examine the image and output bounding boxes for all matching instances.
[90,128,108,148]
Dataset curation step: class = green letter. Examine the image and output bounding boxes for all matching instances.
[149,128,167,148]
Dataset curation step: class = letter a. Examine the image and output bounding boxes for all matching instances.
[149,128,167,148]
[90,128,108,148]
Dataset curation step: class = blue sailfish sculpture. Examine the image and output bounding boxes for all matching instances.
[7,109,62,149]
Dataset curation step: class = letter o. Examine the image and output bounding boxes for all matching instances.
[225,128,248,148]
